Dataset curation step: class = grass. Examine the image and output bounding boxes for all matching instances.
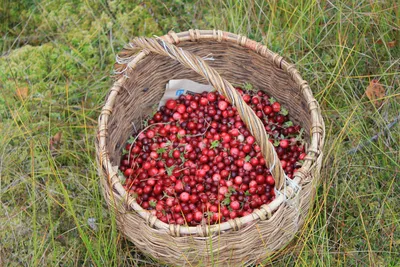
[1,0,399,266]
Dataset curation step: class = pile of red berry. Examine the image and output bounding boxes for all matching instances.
[119,86,306,226]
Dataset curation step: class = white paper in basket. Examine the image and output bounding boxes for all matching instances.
[158,79,214,108]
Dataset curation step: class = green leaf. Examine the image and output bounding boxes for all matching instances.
[128,136,135,144]
[151,104,158,116]
[280,108,289,116]
[180,154,186,163]
[210,140,220,149]
[143,118,149,127]
[149,200,157,207]
[228,186,236,193]
[122,148,128,154]
[245,155,251,162]
[283,121,293,128]
[296,128,305,141]
[269,97,276,104]
[177,133,184,139]
[221,198,231,206]
[156,147,166,154]
[245,190,251,196]
[244,82,254,91]
[273,140,280,147]
[168,149,173,158]
[166,165,174,176]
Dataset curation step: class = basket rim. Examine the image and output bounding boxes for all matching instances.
[97,29,325,237]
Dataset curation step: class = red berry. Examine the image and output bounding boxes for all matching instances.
[280,139,289,149]
[212,173,221,182]
[252,96,260,105]
[243,144,251,153]
[148,167,158,176]
[263,106,273,115]
[246,136,255,145]
[243,94,251,103]
[180,192,190,202]
[280,160,287,169]
[207,92,217,102]
[153,185,162,195]
[230,201,240,210]
[124,168,134,177]
[194,211,203,222]
[166,99,177,110]
[190,101,198,110]
[250,157,259,166]
[249,181,257,188]
[196,169,207,178]
[277,115,287,124]
[266,175,275,186]
[226,180,233,187]
[230,148,239,157]
[272,102,281,112]
[175,181,184,192]
[143,185,152,194]
[236,159,244,167]
[255,175,265,185]
[172,150,180,159]
[199,97,209,106]
[243,162,253,171]
[146,130,155,139]
[219,186,228,196]
[229,129,238,137]
[173,112,182,120]
[176,104,186,114]
[212,212,221,222]
[218,101,228,111]
[189,194,198,204]
[221,134,231,143]
[234,176,243,185]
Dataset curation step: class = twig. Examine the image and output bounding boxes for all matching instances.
[348,113,400,154]
[186,122,211,138]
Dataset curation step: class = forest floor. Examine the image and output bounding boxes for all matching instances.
[1,1,399,266]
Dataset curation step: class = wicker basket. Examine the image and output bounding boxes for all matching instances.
[96,29,325,266]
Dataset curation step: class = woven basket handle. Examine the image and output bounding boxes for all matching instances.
[130,37,285,189]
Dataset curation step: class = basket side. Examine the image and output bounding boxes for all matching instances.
[96,29,325,266]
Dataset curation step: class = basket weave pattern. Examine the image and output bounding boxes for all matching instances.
[96,29,325,266]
